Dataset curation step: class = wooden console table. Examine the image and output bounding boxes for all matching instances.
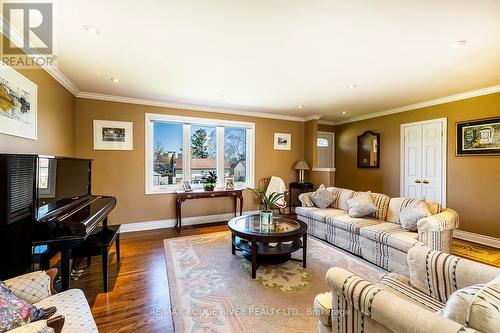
[175,189,244,232]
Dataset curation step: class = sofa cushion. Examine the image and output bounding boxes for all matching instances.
[298,192,315,207]
[34,289,98,333]
[327,214,380,234]
[352,191,390,220]
[296,206,345,223]
[440,276,500,333]
[310,185,335,208]
[346,191,378,218]
[313,292,332,327]
[387,197,443,224]
[0,283,35,332]
[399,200,431,231]
[359,222,419,252]
[329,187,354,210]
[376,273,445,312]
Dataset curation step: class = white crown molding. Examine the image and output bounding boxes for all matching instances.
[454,230,500,249]
[304,114,322,121]
[334,85,500,126]
[119,210,260,233]
[77,92,306,122]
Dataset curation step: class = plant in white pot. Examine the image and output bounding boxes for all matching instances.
[248,188,285,225]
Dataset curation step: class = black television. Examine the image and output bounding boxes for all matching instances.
[36,157,91,221]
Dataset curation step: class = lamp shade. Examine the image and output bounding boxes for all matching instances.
[293,160,310,170]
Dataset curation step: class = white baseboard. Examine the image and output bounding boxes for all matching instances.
[119,210,260,233]
[454,230,500,249]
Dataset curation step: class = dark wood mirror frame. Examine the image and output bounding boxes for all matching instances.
[357,131,380,168]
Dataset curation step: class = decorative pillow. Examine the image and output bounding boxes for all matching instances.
[298,192,315,207]
[398,200,431,231]
[0,282,36,332]
[346,191,377,218]
[439,276,500,333]
[310,184,335,209]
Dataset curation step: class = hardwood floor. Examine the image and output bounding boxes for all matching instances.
[68,223,499,332]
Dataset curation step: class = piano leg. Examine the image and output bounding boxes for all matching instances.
[102,250,109,292]
[60,247,72,291]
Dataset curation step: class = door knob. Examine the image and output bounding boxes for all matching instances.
[423,180,430,184]
[414,179,421,183]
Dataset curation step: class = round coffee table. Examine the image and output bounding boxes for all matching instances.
[228,214,308,279]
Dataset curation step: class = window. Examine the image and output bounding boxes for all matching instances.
[146,114,254,193]
[317,137,329,147]
[38,157,56,198]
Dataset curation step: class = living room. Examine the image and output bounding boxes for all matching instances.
[0,1,499,333]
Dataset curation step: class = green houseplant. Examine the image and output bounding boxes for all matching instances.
[202,171,217,191]
[248,187,285,225]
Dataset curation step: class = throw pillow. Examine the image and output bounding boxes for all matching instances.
[346,191,377,218]
[310,184,335,209]
[439,276,500,333]
[0,282,36,332]
[298,192,315,207]
[399,200,431,231]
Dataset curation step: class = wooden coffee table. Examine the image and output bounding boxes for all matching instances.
[228,214,308,279]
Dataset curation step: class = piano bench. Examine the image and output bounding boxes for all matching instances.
[72,225,121,293]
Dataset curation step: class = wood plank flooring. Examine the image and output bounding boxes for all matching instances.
[68,224,499,333]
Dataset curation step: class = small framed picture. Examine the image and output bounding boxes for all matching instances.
[274,133,291,150]
[93,120,133,150]
[456,117,500,156]
[225,177,234,190]
[182,181,193,192]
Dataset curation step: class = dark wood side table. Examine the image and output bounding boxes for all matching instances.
[176,189,244,232]
[289,182,314,212]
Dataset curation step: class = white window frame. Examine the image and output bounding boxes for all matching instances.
[145,113,255,194]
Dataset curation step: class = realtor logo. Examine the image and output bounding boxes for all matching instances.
[2,2,53,54]
[2,2,56,68]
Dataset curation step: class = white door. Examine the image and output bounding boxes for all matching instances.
[401,118,446,206]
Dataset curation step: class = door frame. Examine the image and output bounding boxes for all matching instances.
[400,117,447,207]
[314,131,336,171]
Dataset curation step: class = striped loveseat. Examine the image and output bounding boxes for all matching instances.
[315,245,500,333]
[296,187,459,275]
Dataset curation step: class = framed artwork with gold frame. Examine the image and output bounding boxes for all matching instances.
[456,117,500,156]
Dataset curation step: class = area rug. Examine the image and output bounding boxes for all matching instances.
[163,231,386,333]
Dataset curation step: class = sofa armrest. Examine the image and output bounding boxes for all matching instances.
[4,270,56,304]
[326,267,476,333]
[6,321,53,333]
[417,208,458,253]
[298,192,315,207]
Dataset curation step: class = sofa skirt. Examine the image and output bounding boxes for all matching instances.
[326,224,362,256]
[297,215,328,241]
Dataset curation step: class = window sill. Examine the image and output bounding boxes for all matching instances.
[311,167,336,172]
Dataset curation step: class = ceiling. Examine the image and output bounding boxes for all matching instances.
[50,1,500,121]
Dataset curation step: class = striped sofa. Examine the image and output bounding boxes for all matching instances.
[296,187,459,276]
[315,245,500,333]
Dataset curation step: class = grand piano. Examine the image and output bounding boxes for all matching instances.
[0,154,116,291]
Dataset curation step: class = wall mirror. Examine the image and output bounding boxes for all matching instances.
[357,131,380,168]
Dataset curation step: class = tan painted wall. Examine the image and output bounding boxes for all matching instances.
[74,98,305,225]
[335,92,500,238]
[0,68,75,156]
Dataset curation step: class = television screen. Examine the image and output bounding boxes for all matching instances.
[37,157,91,220]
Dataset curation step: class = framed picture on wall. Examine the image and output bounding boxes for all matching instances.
[274,133,291,150]
[456,117,500,156]
[93,120,134,150]
[0,64,38,140]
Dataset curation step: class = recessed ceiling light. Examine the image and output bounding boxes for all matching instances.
[450,40,467,48]
[110,78,120,83]
[83,25,100,35]
[221,94,228,99]
[347,84,357,89]
[298,104,304,109]
[341,111,348,114]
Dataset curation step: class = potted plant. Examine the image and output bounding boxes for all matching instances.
[248,187,285,225]
[202,171,217,191]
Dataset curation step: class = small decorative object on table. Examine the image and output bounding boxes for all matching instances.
[182,181,192,192]
[225,177,234,190]
[248,187,285,226]
[202,171,217,191]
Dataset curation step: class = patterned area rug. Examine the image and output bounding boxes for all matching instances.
[163,231,386,332]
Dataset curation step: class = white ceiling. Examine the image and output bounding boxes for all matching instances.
[50,0,500,121]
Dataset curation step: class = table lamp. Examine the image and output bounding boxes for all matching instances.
[293,160,310,183]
